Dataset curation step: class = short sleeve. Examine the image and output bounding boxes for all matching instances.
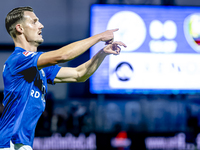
[43,65,61,85]
[12,51,43,75]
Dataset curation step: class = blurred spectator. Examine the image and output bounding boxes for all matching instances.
[186,105,200,144]
[66,102,87,135]
[51,107,68,136]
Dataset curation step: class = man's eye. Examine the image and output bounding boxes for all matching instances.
[33,20,37,24]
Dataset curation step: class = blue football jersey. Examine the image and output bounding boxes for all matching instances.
[0,47,61,147]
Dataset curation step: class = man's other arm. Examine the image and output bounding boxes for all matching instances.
[37,29,119,70]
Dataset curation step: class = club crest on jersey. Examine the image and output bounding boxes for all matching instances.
[23,51,34,57]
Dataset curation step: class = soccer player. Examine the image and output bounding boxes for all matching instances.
[0,6,126,150]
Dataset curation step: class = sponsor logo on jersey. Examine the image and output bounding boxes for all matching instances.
[23,51,32,56]
[31,53,37,57]
[22,51,37,57]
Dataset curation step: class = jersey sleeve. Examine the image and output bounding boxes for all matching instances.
[43,65,61,85]
[12,51,43,75]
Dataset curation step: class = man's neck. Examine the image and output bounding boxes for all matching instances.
[15,43,38,52]
[14,39,38,52]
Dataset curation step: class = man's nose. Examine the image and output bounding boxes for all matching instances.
[39,22,44,29]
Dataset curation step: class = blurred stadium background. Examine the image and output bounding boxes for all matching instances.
[1,0,200,149]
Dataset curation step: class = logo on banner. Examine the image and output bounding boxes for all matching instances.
[149,20,177,53]
[107,11,146,52]
[111,131,131,148]
[115,62,134,81]
[184,13,200,52]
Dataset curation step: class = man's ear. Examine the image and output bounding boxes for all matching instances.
[15,24,23,34]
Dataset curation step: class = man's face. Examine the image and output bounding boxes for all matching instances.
[22,11,44,46]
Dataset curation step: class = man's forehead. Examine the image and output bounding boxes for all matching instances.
[24,11,38,20]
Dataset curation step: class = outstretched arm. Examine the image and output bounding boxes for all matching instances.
[54,41,127,83]
[37,29,119,69]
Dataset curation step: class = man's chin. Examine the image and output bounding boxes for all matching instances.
[36,39,44,46]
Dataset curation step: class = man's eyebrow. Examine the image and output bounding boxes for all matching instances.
[33,18,39,22]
